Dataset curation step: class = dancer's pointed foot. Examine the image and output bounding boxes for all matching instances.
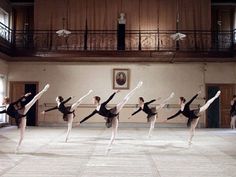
[136,81,143,88]
[170,92,175,98]
[188,140,192,147]
[215,90,221,98]
[88,89,93,94]
[43,84,50,92]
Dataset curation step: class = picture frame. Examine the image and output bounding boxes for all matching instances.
[113,68,130,90]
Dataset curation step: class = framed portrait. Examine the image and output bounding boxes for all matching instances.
[113,68,130,90]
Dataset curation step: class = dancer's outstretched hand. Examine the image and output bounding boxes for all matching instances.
[128,116,132,119]
[162,119,168,123]
[41,111,45,114]
[197,90,201,95]
[115,90,120,93]
[157,97,162,100]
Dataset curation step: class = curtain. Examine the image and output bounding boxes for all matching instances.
[34,0,211,50]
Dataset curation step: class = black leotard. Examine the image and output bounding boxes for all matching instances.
[167,94,199,125]
[80,92,118,124]
[131,99,157,118]
[230,100,236,117]
[44,97,75,117]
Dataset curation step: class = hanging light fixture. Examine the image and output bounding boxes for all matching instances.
[56,0,71,37]
[56,18,71,37]
[170,32,186,41]
[170,0,186,41]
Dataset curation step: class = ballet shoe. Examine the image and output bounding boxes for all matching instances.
[188,141,192,146]
[89,90,93,94]
[43,84,50,92]
[137,81,143,88]
[215,90,221,97]
[170,92,175,98]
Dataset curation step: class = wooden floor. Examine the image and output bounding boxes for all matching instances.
[0,125,236,177]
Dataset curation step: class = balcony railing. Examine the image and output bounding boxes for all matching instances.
[0,22,235,55]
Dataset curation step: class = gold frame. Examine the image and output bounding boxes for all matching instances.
[113,68,130,90]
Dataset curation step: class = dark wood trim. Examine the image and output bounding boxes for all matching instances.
[1,50,234,62]
[205,83,235,128]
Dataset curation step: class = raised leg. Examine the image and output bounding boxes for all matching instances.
[156,92,175,111]
[116,81,143,112]
[70,90,93,111]
[23,84,50,114]
[199,91,221,113]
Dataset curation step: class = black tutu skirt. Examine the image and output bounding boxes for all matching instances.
[147,107,157,122]
[104,107,119,128]
[63,111,75,121]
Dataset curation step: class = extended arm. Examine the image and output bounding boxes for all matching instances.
[80,110,97,124]
[62,97,72,104]
[44,106,58,112]
[186,94,198,106]
[166,110,182,120]
[146,99,156,105]
[0,109,7,114]
[130,107,142,117]
[103,92,116,105]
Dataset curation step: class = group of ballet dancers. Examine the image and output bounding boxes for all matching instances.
[0,81,222,153]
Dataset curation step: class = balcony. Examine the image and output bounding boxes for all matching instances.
[0,22,235,62]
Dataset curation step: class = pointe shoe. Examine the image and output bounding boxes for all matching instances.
[188,141,192,146]
[43,84,50,92]
[137,81,143,88]
[88,90,93,94]
[170,92,175,98]
[216,90,221,97]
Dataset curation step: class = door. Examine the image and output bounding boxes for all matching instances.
[10,81,38,126]
[207,86,220,128]
[220,85,235,128]
[206,84,235,128]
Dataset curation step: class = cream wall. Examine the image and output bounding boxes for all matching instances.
[6,62,236,126]
[0,58,8,75]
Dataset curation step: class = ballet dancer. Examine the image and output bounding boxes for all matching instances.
[230,95,236,129]
[128,92,175,138]
[0,93,32,128]
[79,81,143,150]
[42,90,93,142]
[166,90,221,145]
[0,84,50,152]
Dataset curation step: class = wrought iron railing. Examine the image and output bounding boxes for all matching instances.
[0,22,235,53]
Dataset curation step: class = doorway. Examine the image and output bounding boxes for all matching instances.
[206,84,235,128]
[10,81,38,126]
